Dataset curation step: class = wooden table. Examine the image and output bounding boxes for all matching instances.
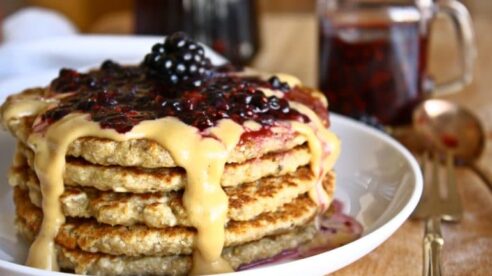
[252,3,492,275]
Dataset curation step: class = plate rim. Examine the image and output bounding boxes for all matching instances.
[224,114,423,275]
[0,113,423,276]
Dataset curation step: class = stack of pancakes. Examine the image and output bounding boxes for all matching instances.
[1,33,340,275]
[7,118,335,275]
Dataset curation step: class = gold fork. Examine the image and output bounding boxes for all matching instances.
[412,151,463,276]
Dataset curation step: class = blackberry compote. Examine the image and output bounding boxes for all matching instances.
[41,33,325,134]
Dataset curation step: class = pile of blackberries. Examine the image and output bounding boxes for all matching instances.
[142,32,211,87]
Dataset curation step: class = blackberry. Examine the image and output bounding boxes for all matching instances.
[142,32,211,87]
[267,96,281,110]
[101,60,121,71]
[268,76,290,92]
[50,69,81,93]
[250,93,269,113]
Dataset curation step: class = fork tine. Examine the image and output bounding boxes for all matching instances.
[442,151,463,222]
[423,152,445,276]
[429,152,441,206]
[413,151,462,275]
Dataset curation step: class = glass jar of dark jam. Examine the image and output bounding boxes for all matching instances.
[317,0,475,126]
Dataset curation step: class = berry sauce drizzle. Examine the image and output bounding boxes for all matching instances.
[43,63,310,133]
[237,200,363,271]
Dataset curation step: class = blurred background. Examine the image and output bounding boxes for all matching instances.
[0,0,317,66]
[0,0,491,120]
[0,0,315,34]
[0,0,490,123]
[1,0,490,79]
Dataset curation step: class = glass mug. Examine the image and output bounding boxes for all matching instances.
[317,0,475,126]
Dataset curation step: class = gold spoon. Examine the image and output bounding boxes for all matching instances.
[413,99,491,191]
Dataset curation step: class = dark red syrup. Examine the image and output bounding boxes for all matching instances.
[318,21,429,125]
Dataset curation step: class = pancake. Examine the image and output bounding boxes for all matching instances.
[4,112,307,168]
[14,186,317,257]
[12,166,333,227]
[17,142,311,192]
[16,217,316,276]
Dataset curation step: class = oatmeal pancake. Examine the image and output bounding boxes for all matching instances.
[14,186,317,257]
[4,110,308,168]
[16,217,316,276]
[12,166,334,227]
[17,142,312,192]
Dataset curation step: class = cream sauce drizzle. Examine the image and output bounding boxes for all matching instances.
[5,71,340,275]
[274,73,302,87]
[243,120,262,131]
[257,87,284,98]
[286,103,340,212]
[1,97,56,125]
[24,113,241,273]
[264,73,341,212]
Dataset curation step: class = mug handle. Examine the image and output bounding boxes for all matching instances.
[432,0,476,95]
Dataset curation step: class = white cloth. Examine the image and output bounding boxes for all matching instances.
[2,7,77,43]
[0,7,79,81]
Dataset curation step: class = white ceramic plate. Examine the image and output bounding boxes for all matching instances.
[0,36,423,275]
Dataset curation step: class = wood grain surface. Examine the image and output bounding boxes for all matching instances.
[252,2,492,275]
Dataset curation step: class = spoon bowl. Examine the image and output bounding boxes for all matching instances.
[413,99,491,190]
